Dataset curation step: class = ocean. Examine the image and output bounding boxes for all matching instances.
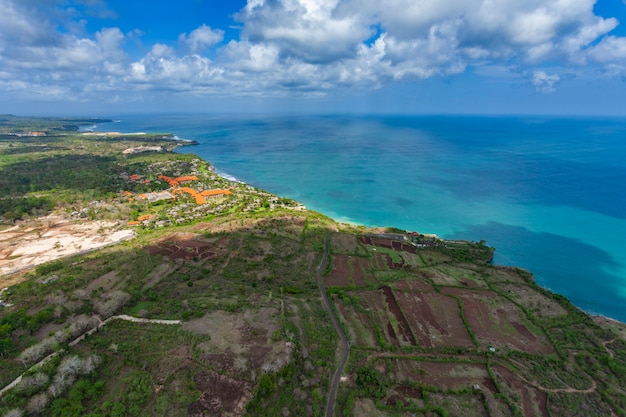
[95,114,626,322]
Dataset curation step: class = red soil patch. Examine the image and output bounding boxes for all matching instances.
[395,385,423,400]
[324,254,351,286]
[380,286,417,345]
[200,353,235,373]
[353,257,376,286]
[393,290,475,349]
[324,255,375,287]
[360,236,417,253]
[372,252,391,270]
[187,370,250,417]
[385,385,424,408]
[350,257,366,286]
[371,252,406,270]
[145,235,225,261]
[441,287,554,354]
[391,240,417,253]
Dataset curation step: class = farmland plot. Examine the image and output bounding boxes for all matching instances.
[393,290,475,349]
[442,288,554,354]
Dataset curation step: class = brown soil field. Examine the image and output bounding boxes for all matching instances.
[393,289,475,348]
[442,288,554,354]
[187,370,251,417]
[372,252,407,270]
[357,290,400,347]
[324,254,351,286]
[200,352,235,374]
[384,385,424,409]
[380,286,417,345]
[354,257,377,286]
[351,257,366,286]
[324,254,376,287]
[146,234,227,261]
[359,236,417,253]
[391,240,417,253]
[372,252,391,270]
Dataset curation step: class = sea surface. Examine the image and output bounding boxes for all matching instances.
[95,114,626,322]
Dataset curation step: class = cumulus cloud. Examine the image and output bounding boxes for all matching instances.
[2,0,626,104]
[179,24,224,54]
[227,0,626,87]
[531,70,560,93]
[235,0,372,63]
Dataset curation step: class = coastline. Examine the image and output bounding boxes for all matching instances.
[96,119,626,326]
[3,118,626,416]
[201,160,626,326]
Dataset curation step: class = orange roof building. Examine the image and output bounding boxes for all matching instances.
[200,189,233,198]
[174,187,205,205]
[158,175,179,188]
[174,175,199,183]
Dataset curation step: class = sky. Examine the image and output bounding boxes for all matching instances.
[1,0,626,115]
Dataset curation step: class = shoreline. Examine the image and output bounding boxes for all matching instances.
[95,119,626,326]
[196,158,626,326]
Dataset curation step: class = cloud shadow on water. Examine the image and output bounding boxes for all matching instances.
[449,222,626,322]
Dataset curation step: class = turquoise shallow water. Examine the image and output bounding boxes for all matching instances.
[97,114,626,322]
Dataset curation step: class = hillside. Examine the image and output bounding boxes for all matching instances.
[1,116,625,417]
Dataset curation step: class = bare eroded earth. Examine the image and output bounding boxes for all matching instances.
[0,214,135,277]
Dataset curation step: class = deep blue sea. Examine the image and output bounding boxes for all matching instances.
[95,114,626,322]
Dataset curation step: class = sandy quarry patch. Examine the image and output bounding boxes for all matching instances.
[0,214,135,277]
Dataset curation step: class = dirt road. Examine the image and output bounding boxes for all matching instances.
[317,232,350,417]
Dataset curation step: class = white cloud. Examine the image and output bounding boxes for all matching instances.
[236,0,371,63]
[1,0,626,105]
[179,24,224,54]
[531,70,560,93]
[220,41,280,72]
[96,27,125,58]
[588,36,626,63]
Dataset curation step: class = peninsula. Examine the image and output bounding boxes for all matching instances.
[1,116,625,417]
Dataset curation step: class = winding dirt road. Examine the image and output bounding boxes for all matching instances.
[317,232,350,417]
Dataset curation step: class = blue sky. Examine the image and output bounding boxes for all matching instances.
[1,0,626,115]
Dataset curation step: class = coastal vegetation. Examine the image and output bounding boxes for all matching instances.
[1,116,625,417]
